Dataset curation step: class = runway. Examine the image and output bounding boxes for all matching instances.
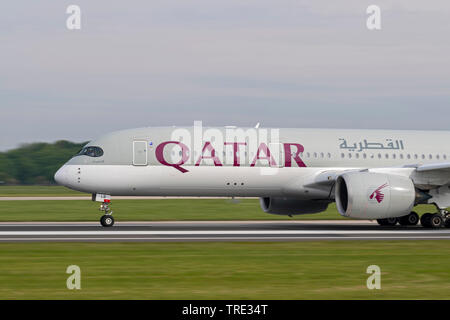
[0,196,247,201]
[1,220,450,242]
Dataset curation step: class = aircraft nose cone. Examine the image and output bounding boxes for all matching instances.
[54,166,67,186]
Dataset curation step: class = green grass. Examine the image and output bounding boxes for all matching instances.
[0,186,445,222]
[0,199,341,221]
[0,199,442,222]
[0,241,449,299]
[0,186,85,197]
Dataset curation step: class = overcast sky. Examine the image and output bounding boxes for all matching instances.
[1,1,450,150]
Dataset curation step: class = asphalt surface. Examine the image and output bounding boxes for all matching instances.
[1,220,450,242]
[0,196,246,200]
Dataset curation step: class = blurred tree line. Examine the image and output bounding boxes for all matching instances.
[0,141,87,185]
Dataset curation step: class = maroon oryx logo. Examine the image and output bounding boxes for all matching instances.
[370,183,388,203]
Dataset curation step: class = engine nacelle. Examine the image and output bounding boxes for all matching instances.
[335,172,415,219]
[260,197,330,216]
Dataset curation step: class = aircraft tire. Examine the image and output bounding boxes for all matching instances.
[444,218,450,228]
[420,213,432,228]
[429,214,443,229]
[399,212,419,226]
[377,218,398,226]
[100,215,115,227]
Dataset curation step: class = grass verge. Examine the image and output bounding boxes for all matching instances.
[0,199,341,221]
[0,186,85,197]
[0,200,441,222]
[0,241,449,299]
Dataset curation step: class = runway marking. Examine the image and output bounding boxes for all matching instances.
[2,236,450,241]
[1,221,448,242]
[0,230,450,236]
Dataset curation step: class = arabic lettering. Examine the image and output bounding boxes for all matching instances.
[339,139,405,152]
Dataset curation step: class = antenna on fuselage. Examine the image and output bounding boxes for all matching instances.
[255,122,260,129]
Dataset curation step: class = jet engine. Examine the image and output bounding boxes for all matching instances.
[335,172,416,219]
[260,197,330,216]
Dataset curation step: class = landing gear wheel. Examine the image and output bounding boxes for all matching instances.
[100,215,115,227]
[429,214,443,229]
[420,213,432,228]
[377,218,398,226]
[399,212,419,226]
[445,218,450,228]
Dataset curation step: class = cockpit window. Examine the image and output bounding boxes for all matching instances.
[76,146,104,157]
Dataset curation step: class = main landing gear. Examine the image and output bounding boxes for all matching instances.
[399,212,420,226]
[376,217,399,226]
[420,210,450,229]
[377,212,419,227]
[93,194,115,227]
[377,210,450,228]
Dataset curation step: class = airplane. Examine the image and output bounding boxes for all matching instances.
[54,125,450,228]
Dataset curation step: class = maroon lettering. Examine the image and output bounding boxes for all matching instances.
[156,140,308,172]
[195,142,223,166]
[155,141,190,173]
[283,143,306,167]
[250,143,277,167]
[224,142,247,166]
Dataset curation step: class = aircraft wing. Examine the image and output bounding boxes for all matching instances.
[416,162,450,173]
[412,162,450,188]
[303,169,362,188]
[305,163,450,191]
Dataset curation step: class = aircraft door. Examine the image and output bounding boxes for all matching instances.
[133,141,148,166]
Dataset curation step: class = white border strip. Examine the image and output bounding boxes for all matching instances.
[0,230,449,236]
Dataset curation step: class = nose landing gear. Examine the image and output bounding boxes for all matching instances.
[99,201,114,227]
[100,214,114,227]
[93,194,115,227]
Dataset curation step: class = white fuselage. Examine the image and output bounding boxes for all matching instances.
[55,127,450,200]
